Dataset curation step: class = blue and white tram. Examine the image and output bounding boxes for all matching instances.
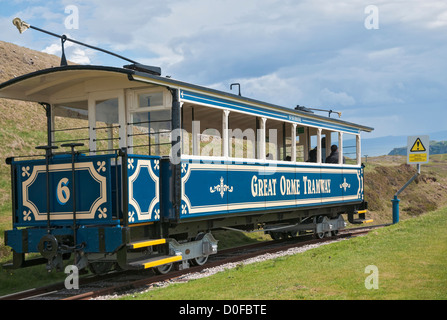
[0,64,373,273]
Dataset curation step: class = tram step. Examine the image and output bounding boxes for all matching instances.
[352,209,368,222]
[127,239,166,250]
[351,219,374,225]
[128,255,183,270]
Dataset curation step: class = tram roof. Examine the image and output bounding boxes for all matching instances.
[0,65,373,133]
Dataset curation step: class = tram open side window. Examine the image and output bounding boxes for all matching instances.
[181,104,223,157]
[295,126,307,162]
[321,130,341,164]
[228,112,257,160]
[180,104,192,156]
[282,124,293,162]
[52,102,89,152]
[268,120,293,161]
[307,127,320,163]
[304,128,345,164]
[342,132,360,165]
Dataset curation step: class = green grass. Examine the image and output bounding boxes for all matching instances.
[120,206,447,300]
[0,262,68,296]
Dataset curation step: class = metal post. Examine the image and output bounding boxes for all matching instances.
[61,143,84,263]
[392,196,400,224]
[45,151,50,232]
[392,164,421,224]
[171,89,182,224]
[36,145,58,233]
[120,148,129,227]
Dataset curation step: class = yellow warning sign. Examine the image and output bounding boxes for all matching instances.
[410,138,426,152]
[409,153,427,163]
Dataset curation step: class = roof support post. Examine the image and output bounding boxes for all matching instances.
[40,103,53,149]
[258,117,267,160]
[317,128,322,164]
[223,110,230,158]
[291,123,297,163]
[356,134,361,166]
[338,132,344,164]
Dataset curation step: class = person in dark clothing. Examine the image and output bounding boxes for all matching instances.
[307,148,317,162]
[325,145,340,164]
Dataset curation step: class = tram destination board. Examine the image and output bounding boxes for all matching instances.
[407,135,429,164]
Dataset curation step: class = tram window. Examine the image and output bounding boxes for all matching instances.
[342,133,359,165]
[52,102,89,151]
[95,98,120,153]
[126,88,173,156]
[129,108,172,156]
[137,91,164,109]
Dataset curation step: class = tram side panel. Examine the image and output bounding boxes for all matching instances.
[179,160,364,222]
[227,161,268,214]
[179,160,229,217]
[9,155,115,228]
[126,155,162,224]
[342,166,364,203]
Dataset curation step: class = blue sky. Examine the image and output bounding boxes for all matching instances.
[1,0,446,140]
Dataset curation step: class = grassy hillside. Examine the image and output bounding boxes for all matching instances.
[363,154,447,224]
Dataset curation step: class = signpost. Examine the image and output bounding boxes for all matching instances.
[392,136,430,224]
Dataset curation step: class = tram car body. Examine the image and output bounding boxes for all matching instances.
[0,64,373,273]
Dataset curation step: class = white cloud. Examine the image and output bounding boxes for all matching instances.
[69,47,91,64]
[427,10,447,29]
[42,38,92,64]
[41,42,60,55]
[210,72,304,109]
[319,88,356,107]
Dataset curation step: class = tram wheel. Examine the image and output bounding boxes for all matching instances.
[190,255,209,266]
[315,231,326,239]
[154,263,173,275]
[315,216,328,239]
[190,232,209,266]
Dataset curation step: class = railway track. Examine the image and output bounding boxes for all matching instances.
[0,224,387,300]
